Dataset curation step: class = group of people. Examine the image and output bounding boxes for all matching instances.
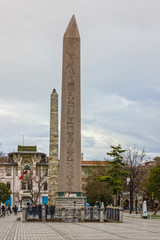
[26,204,55,220]
[1,203,56,219]
[27,204,42,219]
[45,204,55,219]
[0,205,18,217]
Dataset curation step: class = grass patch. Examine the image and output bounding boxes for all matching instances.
[141,215,160,219]
[149,215,160,218]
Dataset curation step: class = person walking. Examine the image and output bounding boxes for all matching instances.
[38,204,42,220]
[1,205,5,217]
[45,204,48,220]
[13,205,18,215]
[7,206,11,215]
[28,204,32,216]
[50,205,55,220]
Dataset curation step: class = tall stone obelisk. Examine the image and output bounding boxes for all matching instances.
[58,15,81,194]
[48,89,58,205]
[55,16,84,221]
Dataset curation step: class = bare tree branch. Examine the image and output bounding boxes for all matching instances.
[30,171,46,205]
[122,144,148,211]
[0,143,5,159]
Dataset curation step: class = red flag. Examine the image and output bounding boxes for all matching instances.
[19,175,23,180]
[19,170,27,180]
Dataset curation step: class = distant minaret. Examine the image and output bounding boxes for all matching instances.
[48,89,58,205]
[58,15,81,193]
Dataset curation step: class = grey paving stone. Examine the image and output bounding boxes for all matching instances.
[0,213,160,240]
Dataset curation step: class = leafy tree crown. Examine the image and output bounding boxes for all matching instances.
[0,183,12,203]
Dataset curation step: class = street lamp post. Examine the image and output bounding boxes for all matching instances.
[127,177,132,214]
[135,188,138,215]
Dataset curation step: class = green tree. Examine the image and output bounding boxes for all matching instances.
[147,164,160,215]
[85,167,112,206]
[99,145,129,206]
[0,183,12,203]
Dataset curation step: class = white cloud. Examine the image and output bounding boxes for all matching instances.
[0,0,160,159]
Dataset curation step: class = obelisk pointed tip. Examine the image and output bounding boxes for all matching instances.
[64,15,80,39]
[71,14,76,22]
[52,88,57,95]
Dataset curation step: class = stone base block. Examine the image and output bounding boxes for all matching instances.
[55,196,85,222]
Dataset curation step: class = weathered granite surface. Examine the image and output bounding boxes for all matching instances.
[58,15,81,193]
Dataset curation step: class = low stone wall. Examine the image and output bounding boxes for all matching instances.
[22,205,123,223]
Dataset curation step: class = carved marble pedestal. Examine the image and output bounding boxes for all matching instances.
[55,194,85,222]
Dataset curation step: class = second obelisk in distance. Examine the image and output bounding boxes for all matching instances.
[58,15,81,194]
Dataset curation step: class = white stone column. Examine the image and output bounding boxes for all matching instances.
[119,207,123,222]
[81,208,85,222]
[62,207,65,222]
[21,206,27,222]
[42,206,45,221]
[100,207,104,223]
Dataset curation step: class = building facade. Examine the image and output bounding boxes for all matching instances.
[0,146,108,208]
[1,145,158,209]
[0,145,49,208]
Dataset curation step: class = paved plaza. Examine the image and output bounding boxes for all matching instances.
[0,213,160,240]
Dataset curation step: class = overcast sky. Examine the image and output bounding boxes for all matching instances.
[0,0,160,160]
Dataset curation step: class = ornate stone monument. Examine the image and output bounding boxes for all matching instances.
[48,89,58,206]
[56,15,85,221]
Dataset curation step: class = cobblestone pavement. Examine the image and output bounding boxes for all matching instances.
[0,213,160,240]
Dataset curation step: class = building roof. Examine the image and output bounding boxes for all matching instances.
[8,145,46,156]
[0,156,17,165]
[17,145,37,152]
[0,156,8,163]
[81,160,108,166]
[8,151,46,155]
